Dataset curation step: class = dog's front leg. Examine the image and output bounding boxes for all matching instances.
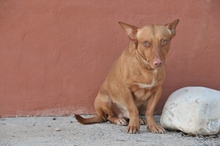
[145,87,165,134]
[122,89,140,134]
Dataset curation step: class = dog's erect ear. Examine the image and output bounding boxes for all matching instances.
[165,19,179,39]
[119,22,138,41]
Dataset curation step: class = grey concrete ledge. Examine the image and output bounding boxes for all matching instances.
[0,115,219,146]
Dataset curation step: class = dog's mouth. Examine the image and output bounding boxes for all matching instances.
[147,63,156,70]
[149,64,160,70]
[136,52,160,70]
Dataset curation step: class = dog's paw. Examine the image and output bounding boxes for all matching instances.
[126,125,140,134]
[115,118,128,126]
[148,124,166,134]
[139,117,146,125]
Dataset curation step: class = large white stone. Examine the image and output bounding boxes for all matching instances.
[160,87,220,135]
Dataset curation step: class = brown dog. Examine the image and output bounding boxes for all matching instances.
[75,19,179,134]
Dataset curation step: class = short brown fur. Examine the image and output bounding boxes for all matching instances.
[75,19,179,134]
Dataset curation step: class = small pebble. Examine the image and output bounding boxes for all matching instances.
[55,127,61,131]
[70,121,73,123]
[52,117,56,120]
[47,124,51,127]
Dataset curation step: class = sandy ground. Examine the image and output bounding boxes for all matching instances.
[0,115,219,146]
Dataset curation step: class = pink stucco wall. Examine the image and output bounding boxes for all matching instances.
[0,0,220,117]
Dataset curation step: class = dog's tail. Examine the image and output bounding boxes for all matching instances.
[75,114,106,124]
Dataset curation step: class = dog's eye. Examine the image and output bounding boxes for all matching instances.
[161,40,168,45]
[143,41,150,47]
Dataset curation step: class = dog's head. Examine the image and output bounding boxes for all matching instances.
[119,19,179,69]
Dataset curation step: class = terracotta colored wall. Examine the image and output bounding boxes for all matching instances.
[0,0,220,117]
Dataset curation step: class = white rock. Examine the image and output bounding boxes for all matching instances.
[160,87,220,135]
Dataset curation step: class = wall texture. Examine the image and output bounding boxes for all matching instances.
[0,0,220,117]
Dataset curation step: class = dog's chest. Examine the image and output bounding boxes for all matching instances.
[133,70,159,101]
[134,69,158,90]
[133,80,156,101]
[134,78,156,89]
